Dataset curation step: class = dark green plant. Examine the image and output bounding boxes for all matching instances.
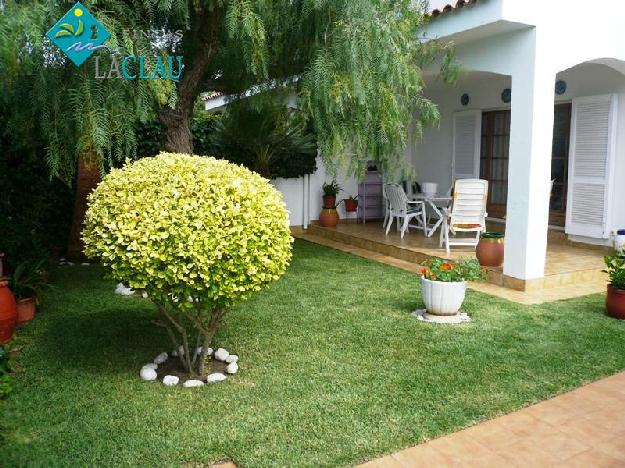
[421,258,486,283]
[322,181,341,197]
[0,0,456,180]
[210,98,317,179]
[604,250,625,290]
[8,259,50,300]
[0,136,73,271]
[0,345,11,399]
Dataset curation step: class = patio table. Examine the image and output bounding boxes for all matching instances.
[410,193,452,237]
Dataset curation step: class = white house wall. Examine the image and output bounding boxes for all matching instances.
[272,157,358,227]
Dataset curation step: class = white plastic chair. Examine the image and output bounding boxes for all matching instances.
[384,184,426,239]
[440,179,488,254]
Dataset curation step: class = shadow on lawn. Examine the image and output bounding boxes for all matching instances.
[35,303,168,375]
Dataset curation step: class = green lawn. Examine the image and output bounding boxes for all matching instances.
[2,240,625,466]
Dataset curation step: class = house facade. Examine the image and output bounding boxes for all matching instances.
[414,0,625,286]
[205,0,625,288]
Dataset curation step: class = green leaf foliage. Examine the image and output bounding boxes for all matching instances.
[82,153,293,309]
[0,0,455,183]
[605,250,625,290]
[210,97,317,179]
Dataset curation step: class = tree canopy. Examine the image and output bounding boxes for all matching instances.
[0,0,457,181]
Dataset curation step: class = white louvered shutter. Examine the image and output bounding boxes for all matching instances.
[565,95,617,238]
[452,110,481,180]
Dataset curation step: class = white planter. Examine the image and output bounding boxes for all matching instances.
[616,230,625,252]
[421,277,467,316]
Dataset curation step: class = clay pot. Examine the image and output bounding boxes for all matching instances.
[322,195,336,208]
[344,198,358,213]
[606,285,625,320]
[0,277,17,344]
[319,208,340,228]
[16,297,36,324]
[476,232,505,267]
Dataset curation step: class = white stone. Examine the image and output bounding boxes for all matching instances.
[195,346,203,355]
[115,283,135,296]
[225,354,238,364]
[153,352,168,364]
[140,367,157,381]
[183,379,204,388]
[225,362,239,374]
[171,345,184,357]
[81,262,90,266]
[141,363,158,371]
[162,375,179,386]
[206,373,227,383]
[141,291,148,299]
[206,347,213,356]
[214,348,229,361]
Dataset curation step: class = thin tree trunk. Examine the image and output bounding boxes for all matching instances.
[198,307,227,376]
[67,153,100,260]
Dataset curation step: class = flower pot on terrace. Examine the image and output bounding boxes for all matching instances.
[421,276,467,316]
[322,195,336,208]
[344,198,358,213]
[606,285,625,320]
[476,232,505,267]
[0,277,17,344]
[16,297,36,324]
[319,208,340,228]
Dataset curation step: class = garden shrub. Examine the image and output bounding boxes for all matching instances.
[82,153,293,376]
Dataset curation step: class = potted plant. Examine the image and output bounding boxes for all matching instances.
[9,259,48,324]
[476,232,505,267]
[420,258,485,316]
[320,181,342,227]
[322,180,341,208]
[343,196,358,213]
[604,250,625,319]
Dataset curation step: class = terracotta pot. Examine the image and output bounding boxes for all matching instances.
[344,198,358,213]
[606,285,625,320]
[16,297,36,324]
[322,195,336,208]
[476,233,505,267]
[319,208,340,228]
[0,277,17,344]
[421,277,467,316]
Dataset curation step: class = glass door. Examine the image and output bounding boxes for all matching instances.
[480,110,510,219]
[479,105,571,224]
[549,103,572,226]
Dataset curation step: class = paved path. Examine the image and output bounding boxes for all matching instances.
[359,372,625,467]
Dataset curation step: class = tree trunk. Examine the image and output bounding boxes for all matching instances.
[158,7,223,154]
[159,104,194,154]
[67,154,100,260]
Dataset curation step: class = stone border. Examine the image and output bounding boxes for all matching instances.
[139,347,239,387]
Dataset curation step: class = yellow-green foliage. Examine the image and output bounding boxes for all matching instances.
[83,153,293,308]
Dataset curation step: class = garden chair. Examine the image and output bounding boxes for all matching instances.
[439,179,488,254]
[384,183,426,239]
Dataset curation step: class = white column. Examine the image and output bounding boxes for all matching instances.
[504,48,555,280]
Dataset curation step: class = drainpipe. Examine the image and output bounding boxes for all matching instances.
[306,174,311,228]
[302,175,309,229]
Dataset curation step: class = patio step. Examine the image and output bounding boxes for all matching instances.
[302,223,606,293]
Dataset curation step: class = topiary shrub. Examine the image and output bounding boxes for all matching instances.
[82,153,293,376]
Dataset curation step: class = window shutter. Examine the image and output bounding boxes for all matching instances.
[452,110,481,180]
[565,94,617,238]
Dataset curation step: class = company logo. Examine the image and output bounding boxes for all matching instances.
[45,2,110,66]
